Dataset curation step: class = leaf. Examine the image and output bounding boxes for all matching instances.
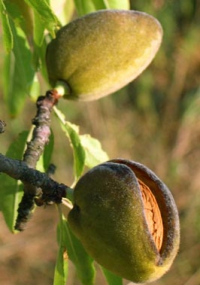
[29,74,40,101]
[54,244,68,285]
[56,214,95,285]
[4,0,34,42]
[74,0,130,16]
[0,131,29,232]
[54,108,86,180]
[64,121,86,179]
[105,0,130,9]
[54,245,68,285]
[33,9,45,46]
[3,22,35,116]
[24,0,60,37]
[32,35,49,79]
[101,267,123,285]
[54,211,69,285]
[51,0,75,26]
[74,0,105,16]
[93,0,130,10]
[0,0,13,52]
[80,134,109,168]
[54,107,109,178]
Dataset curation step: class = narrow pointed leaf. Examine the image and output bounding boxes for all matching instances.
[54,108,85,180]
[3,22,35,116]
[4,0,34,42]
[105,0,130,9]
[93,0,130,10]
[80,134,109,168]
[33,10,45,46]
[0,0,13,52]
[74,0,99,16]
[50,0,75,25]
[57,215,95,285]
[24,0,60,37]
[54,211,69,285]
[53,245,68,285]
[74,0,130,16]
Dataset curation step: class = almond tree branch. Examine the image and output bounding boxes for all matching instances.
[15,90,61,230]
[0,153,70,203]
[23,90,59,168]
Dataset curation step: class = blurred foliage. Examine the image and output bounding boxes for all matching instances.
[0,0,200,284]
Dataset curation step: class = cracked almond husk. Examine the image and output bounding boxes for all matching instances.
[68,159,180,283]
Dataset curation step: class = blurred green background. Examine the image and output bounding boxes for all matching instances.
[0,0,200,284]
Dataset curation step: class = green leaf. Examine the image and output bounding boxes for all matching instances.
[54,107,86,180]
[33,10,45,46]
[65,222,95,285]
[3,22,35,116]
[54,245,68,285]
[29,74,40,101]
[54,210,68,285]
[24,0,60,37]
[56,214,95,285]
[64,121,86,179]
[4,0,34,42]
[101,267,123,285]
[51,0,75,26]
[74,0,130,16]
[74,0,105,16]
[80,134,109,168]
[105,0,130,9]
[54,107,109,178]
[0,131,29,232]
[0,0,13,52]
[32,35,49,78]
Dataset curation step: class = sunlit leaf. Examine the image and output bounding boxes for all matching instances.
[0,0,13,52]
[63,121,86,179]
[74,0,105,16]
[24,0,60,37]
[74,0,130,16]
[80,134,109,168]
[33,10,45,46]
[54,244,68,285]
[50,0,75,26]
[0,131,28,232]
[32,35,49,79]
[106,0,130,9]
[54,107,85,180]
[56,215,95,285]
[54,107,109,178]
[54,210,68,285]
[29,74,40,101]
[3,22,35,116]
[3,0,34,46]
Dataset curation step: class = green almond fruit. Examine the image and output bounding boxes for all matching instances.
[68,159,180,283]
[46,10,163,101]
